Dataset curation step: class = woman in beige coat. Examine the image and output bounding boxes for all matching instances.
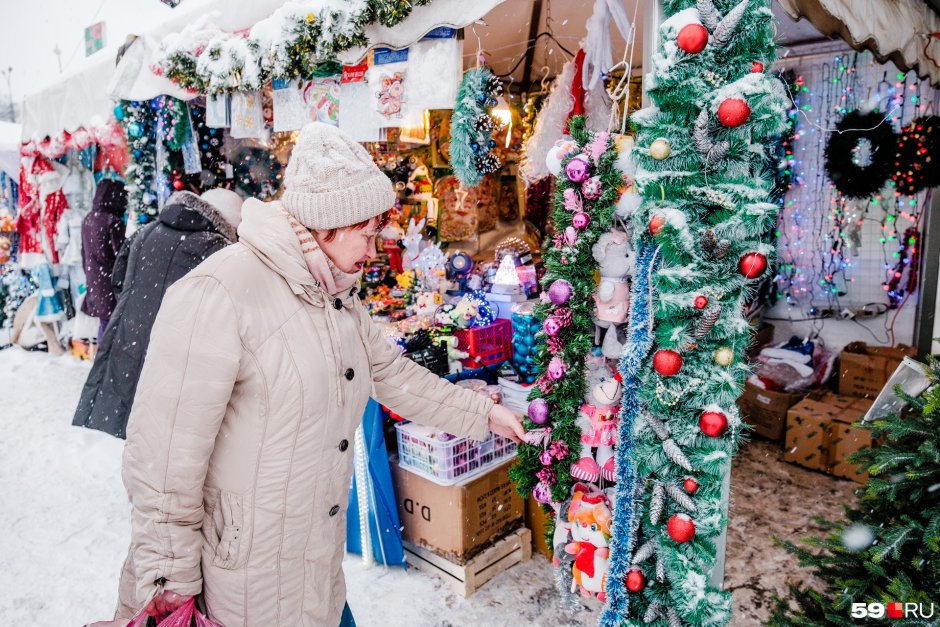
[107,123,524,626]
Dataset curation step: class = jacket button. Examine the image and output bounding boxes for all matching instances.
[344,368,355,381]
[333,298,343,310]
[339,439,349,452]
[329,505,340,517]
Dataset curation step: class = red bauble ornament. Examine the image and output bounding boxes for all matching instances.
[693,295,708,309]
[649,214,666,236]
[677,23,708,54]
[738,251,768,279]
[751,61,765,73]
[172,179,184,190]
[717,98,751,128]
[626,568,647,592]
[653,349,683,376]
[667,514,696,543]
[699,410,729,437]
[683,477,700,494]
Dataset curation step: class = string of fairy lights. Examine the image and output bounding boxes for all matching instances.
[773,50,939,340]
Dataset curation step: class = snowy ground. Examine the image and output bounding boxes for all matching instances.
[0,347,856,626]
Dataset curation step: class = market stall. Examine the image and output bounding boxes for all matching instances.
[4,0,940,624]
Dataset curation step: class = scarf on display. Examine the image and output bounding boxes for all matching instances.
[281,209,362,296]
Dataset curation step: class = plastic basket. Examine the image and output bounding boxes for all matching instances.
[454,319,513,367]
[395,421,517,486]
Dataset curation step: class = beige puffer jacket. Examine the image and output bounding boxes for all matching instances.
[115,198,493,626]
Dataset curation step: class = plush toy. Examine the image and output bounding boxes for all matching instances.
[564,483,613,601]
[414,291,442,318]
[570,357,622,483]
[592,228,633,359]
[395,270,416,292]
[380,222,405,273]
[407,163,434,197]
[436,335,468,373]
[401,218,427,271]
[450,297,480,329]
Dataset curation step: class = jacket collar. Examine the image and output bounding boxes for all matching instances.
[163,191,237,243]
[237,198,358,308]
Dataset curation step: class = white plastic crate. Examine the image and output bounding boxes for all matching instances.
[395,421,517,486]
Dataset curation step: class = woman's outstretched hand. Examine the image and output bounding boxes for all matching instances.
[487,404,526,442]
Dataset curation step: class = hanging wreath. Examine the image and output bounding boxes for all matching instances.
[891,116,940,196]
[232,146,284,200]
[450,67,503,187]
[117,100,159,223]
[824,110,897,199]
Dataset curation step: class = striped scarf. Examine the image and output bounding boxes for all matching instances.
[282,209,361,296]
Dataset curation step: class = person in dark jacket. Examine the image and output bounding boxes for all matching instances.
[72,188,243,438]
[81,179,128,344]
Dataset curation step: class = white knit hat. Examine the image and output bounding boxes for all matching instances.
[280,122,395,230]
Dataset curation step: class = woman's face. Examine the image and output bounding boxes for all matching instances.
[313,217,381,274]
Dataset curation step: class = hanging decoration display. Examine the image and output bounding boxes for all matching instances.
[449,67,503,187]
[118,100,159,223]
[598,0,788,623]
[154,0,435,95]
[823,110,896,199]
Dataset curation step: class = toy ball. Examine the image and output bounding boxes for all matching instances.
[548,279,573,305]
[699,410,729,437]
[653,349,683,376]
[717,98,751,128]
[738,251,768,279]
[543,316,562,337]
[533,482,553,504]
[528,398,550,425]
[616,188,642,218]
[694,295,709,309]
[751,61,765,73]
[650,138,671,160]
[127,122,143,138]
[113,105,125,121]
[683,477,699,494]
[626,568,647,592]
[677,23,708,54]
[172,179,184,190]
[713,347,734,367]
[667,513,696,543]
[565,154,592,183]
[649,214,666,236]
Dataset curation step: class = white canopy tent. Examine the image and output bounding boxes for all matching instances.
[0,121,22,179]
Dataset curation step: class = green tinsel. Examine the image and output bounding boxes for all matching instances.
[509,116,620,509]
[622,0,789,624]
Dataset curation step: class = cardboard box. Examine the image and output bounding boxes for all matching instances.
[783,400,833,471]
[525,495,552,559]
[783,394,876,482]
[828,397,874,483]
[839,342,916,398]
[738,380,805,440]
[391,460,524,562]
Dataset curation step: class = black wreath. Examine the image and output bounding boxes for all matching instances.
[824,111,897,199]
[892,116,940,196]
[232,146,284,200]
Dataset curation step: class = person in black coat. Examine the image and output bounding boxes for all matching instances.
[81,179,127,343]
[72,189,243,438]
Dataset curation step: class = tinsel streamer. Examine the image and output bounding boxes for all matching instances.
[664,482,697,512]
[712,0,748,48]
[696,0,721,30]
[353,425,374,568]
[450,67,501,187]
[599,244,658,627]
[650,481,665,524]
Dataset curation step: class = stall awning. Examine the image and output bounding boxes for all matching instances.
[778,0,940,85]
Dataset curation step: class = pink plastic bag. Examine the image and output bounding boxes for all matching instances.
[125,597,223,627]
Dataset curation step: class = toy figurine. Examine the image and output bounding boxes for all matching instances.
[564,484,613,601]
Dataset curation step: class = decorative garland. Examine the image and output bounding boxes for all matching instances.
[509,114,620,507]
[892,115,940,196]
[450,67,503,187]
[616,0,788,624]
[117,100,159,223]
[824,110,896,199]
[155,0,434,95]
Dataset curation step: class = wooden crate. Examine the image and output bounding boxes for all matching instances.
[403,527,532,597]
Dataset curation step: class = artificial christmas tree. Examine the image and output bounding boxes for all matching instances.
[600,0,788,624]
[771,357,940,627]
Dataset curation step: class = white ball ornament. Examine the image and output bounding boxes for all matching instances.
[545,138,578,177]
[650,138,671,160]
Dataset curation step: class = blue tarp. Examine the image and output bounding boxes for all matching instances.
[346,399,405,566]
